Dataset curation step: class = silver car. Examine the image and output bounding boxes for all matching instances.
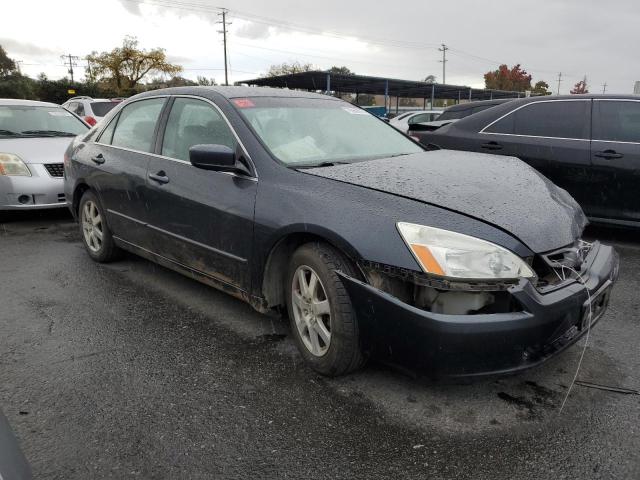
[0,99,89,213]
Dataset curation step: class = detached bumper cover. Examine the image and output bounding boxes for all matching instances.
[341,242,619,376]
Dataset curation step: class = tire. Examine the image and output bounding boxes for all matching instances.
[285,242,366,376]
[78,190,121,263]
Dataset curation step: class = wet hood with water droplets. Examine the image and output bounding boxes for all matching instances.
[303,150,587,253]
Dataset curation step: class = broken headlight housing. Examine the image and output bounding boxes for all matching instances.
[397,222,535,280]
[0,153,31,176]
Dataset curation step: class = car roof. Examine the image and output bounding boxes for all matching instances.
[0,98,60,107]
[133,86,342,102]
[443,98,514,112]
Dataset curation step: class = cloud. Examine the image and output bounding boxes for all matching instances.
[0,38,58,57]
[234,21,271,40]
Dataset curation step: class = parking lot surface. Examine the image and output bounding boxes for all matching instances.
[1,210,639,479]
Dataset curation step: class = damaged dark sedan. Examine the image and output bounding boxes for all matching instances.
[64,87,619,377]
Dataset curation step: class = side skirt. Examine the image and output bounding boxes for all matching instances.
[113,236,271,314]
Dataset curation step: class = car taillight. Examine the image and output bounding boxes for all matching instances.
[84,116,97,126]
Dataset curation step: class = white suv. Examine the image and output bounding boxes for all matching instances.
[62,97,121,126]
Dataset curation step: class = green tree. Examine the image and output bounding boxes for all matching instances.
[87,36,182,95]
[197,76,217,86]
[327,66,354,75]
[484,64,532,92]
[265,61,314,77]
[0,45,17,76]
[531,80,551,95]
[423,75,437,83]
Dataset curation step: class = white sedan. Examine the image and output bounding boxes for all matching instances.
[389,110,443,133]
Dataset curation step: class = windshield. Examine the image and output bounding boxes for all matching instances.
[0,105,89,137]
[234,97,423,166]
[90,101,119,117]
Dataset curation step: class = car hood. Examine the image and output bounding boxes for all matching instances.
[303,150,587,253]
[0,137,75,164]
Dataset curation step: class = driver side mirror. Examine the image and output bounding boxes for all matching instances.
[189,144,250,176]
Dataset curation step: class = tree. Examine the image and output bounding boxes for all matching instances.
[531,80,551,95]
[484,64,532,92]
[327,66,354,75]
[146,75,197,90]
[87,36,182,95]
[571,76,589,94]
[265,61,314,77]
[423,75,437,83]
[197,76,217,86]
[0,45,17,77]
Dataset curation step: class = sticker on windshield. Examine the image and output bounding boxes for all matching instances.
[342,107,368,115]
[49,111,72,116]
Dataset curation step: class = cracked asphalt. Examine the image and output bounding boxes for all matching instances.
[1,210,639,479]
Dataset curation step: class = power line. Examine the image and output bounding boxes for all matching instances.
[61,54,79,83]
[438,43,449,84]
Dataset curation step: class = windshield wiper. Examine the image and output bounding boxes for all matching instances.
[0,129,22,136]
[294,161,348,169]
[21,130,77,137]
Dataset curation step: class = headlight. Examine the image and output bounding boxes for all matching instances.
[397,222,535,280]
[0,153,31,176]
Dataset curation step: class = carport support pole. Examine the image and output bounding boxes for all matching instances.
[326,73,331,95]
[430,84,435,109]
[469,88,472,100]
[423,98,427,109]
[384,80,389,115]
[396,96,399,114]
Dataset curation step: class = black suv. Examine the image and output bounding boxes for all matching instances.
[417,95,640,227]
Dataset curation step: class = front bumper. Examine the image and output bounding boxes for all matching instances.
[0,164,66,211]
[342,242,619,376]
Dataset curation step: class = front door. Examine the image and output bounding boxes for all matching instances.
[590,99,640,223]
[144,96,257,291]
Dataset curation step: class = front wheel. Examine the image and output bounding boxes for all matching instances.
[286,242,366,376]
[78,190,121,262]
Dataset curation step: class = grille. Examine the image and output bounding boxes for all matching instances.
[44,163,64,177]
[533,240,593,290]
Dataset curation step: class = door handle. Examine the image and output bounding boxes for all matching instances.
[481,141,503,151]
[148,171,170,184]
[91,153,105,164]
[594,150,623,160]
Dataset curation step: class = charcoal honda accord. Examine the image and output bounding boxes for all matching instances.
[64,87,619,377]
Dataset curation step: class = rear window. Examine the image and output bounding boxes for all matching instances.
[438,109,468,121]
[90,101,119,117]
[0,105,88,137]
[485,100,590,139]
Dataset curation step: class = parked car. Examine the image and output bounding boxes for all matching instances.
[0,410,32,480]
[62,96,121,126]
[0,99,89,215]
[408,98,514,134]
[416,95,640,227]
[389,110,443,133]
[65,87,618,377]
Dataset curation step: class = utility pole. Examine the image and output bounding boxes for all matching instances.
[438,44,449,85]
[602,81,608,94]
[85,57,93,83]
[217,9,230,86]
[556,72,563,95]
[61,54,79,83]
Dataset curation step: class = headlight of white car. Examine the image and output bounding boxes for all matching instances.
[397,222,535,280]
[0,153,31,176]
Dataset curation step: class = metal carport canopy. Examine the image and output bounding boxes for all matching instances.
[238,71,523,101]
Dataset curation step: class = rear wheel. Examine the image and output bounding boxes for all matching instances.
[286,242,366,376]
[78,190,121,262]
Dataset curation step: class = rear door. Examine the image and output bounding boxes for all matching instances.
[479,99,593,211]
[88,96,166,246]
[590,98,640,223]
[144,96,257,291]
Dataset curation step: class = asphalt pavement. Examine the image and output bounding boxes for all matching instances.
[1,210,638,479]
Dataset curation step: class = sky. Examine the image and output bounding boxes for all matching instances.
[2,0,639,94]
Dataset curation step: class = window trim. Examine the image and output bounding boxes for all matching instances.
[591,98,640,145]
[479,99,592,141]
[94,94,257,180]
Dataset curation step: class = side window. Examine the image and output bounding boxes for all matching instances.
[98,113,119,144]
[486,101,590,139]
[161,98,237,161]
[593,101,640,143]
[110,98,165,152]
[66,102,79,114]
[408,113,432,124]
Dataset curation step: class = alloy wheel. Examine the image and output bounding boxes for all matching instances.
[82,200,103,253]
[291,265,332,357]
